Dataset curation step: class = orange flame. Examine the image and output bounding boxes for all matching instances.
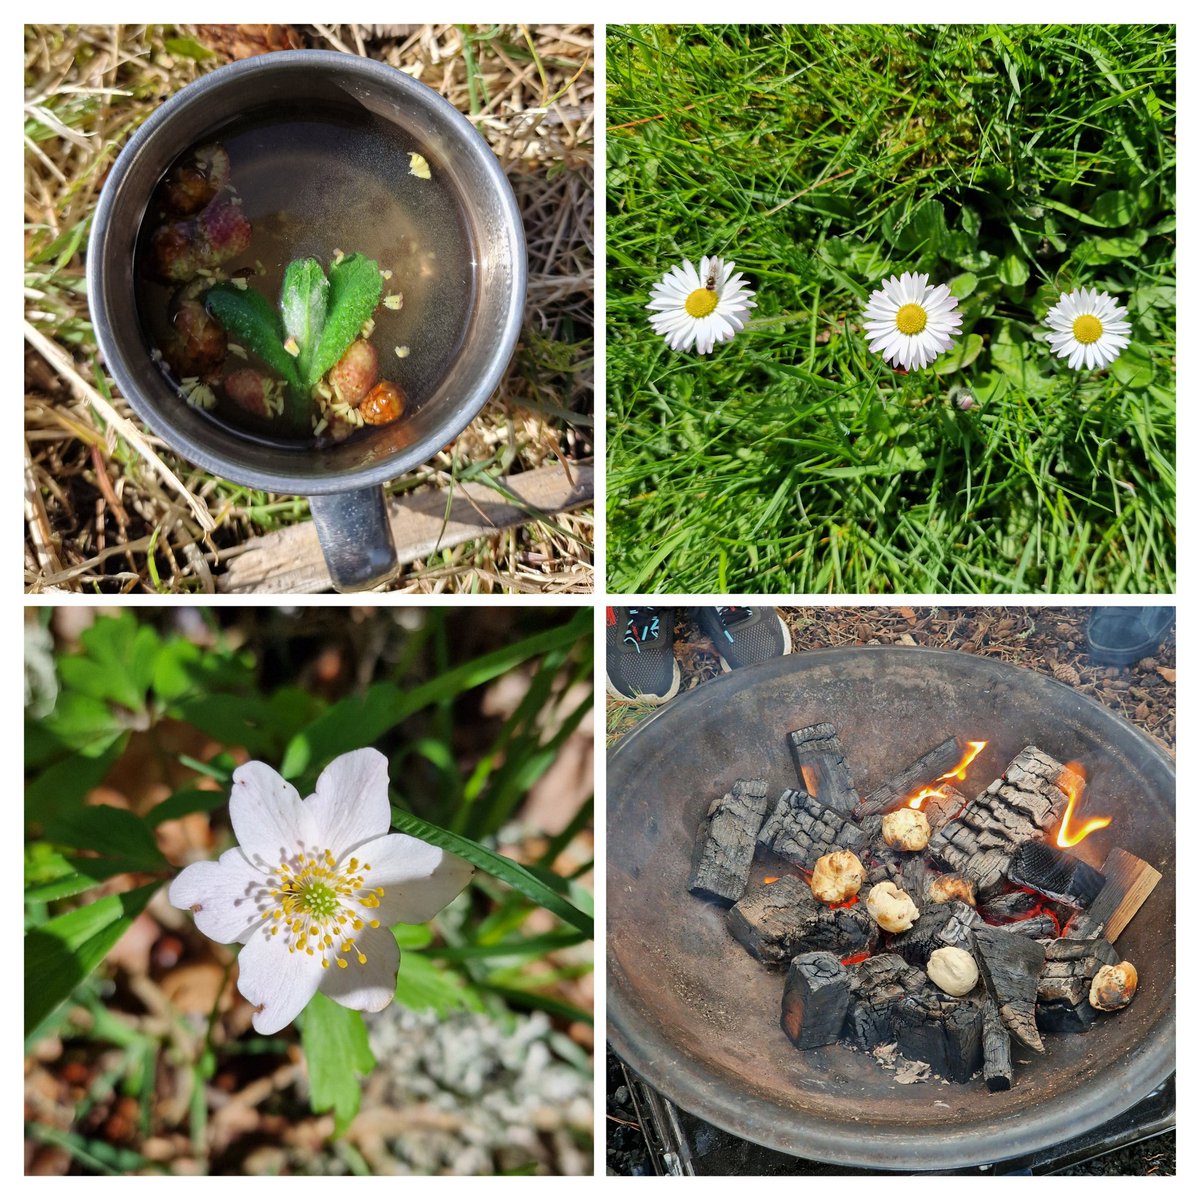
[763,876,780,885]
[1054,761,1112,847]
[907,740,988,809]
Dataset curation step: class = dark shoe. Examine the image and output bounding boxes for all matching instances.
[693,607,791,672]
[606,607,680,704]
[1085,606,1174,666]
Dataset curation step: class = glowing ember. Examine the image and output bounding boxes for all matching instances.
[906,740,987,808]
[1054,761,1112,847]
[800,765,819,797]
[763,876,780,884]
[841,951,871,966]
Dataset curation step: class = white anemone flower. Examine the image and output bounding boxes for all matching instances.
[862,272,962,370]
[646,255,756,354]
[1044,287,1131,370]
[169,748,474,1034]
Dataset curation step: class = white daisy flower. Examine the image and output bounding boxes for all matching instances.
[169,747,474,1034]
[1044,287,1131,371]
[862,272,962,370]
[646,255,756,354]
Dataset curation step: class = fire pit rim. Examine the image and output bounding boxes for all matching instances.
[607,644,1176,1171]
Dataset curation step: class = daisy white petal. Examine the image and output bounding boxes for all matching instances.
[230,761,315,870]
[359,832,476,925]
[861,271,961,370]
[646,254,756,355]
[1042,288,1130,371]
[236,919,326,1034]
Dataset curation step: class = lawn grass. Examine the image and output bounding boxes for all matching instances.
[606,24,1175,594]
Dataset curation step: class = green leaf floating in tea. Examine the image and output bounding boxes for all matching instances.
[206,252,387,434]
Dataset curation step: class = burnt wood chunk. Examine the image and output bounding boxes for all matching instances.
[921,786,969,836]
[1035,937,1120,1033]
[1007,841,1106,909]
[843,953,927,1050]
[854,737,966,820]
[1065,848,1163,942]
[758,788,867,871]
[972,925,1047,1053]
[980,998,1013,1092]
[865,839,932,899]
[928,746,1074,897]
[1000,912,1060,940]
[688,778,771,905]
[894,992,982,1084]
[781,952,851,1050]
[727,877,815,964]
[727,879,877,964]
[888,901,980,967]
[979,890,1043,923]
[786,724,860,816]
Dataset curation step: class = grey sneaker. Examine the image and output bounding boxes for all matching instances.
[693,607,791,672]
[606,607,681,703]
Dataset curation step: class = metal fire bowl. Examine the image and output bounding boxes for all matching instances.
[607,647,1175,1171]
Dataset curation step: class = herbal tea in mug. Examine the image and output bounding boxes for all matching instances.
[134,102,476,448]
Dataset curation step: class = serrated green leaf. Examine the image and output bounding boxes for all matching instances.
[388,808,593,937]
[394,950,482,1016]
[932,333,984,375]
[281,258,329,385]
[309,253,382,385]
[24,883,160,1035]
[301,991,375,1136]
[997,253,1029,288]
[58,613,160,712]
[206,284,303,394]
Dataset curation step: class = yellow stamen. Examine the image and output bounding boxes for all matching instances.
[1073,314,1102,344]
[684,287,718,318]
[895,303,927,335]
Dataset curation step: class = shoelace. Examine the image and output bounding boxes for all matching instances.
[713,606,752,643]
[623,607,661,652]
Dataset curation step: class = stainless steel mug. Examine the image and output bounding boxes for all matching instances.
[87,50,527,591]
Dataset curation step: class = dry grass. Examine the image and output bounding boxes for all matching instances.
[24,24,593,593]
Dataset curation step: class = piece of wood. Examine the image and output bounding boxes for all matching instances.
[786,723,860,816]
[1000,912,1061,940]
[928,745,1075,897]
[1065,848,1162,943]
[843,953,927,1050]
[758,788,867,870]
[894,992,982,1084]
[980,997,1013,1092]
[688,778,771,905]
[780,952,851,1050]
[887,900,980,967]
[1036,937,1120,1034]
[217,461,594,593]
[972,925,1047,1053]
[854,737,966,820]
[1007,841,1106,909]
[727,879,877,964]
[979,890,1042,923]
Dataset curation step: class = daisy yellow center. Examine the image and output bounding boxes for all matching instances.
[895,303,928,335]
[684,287,719,318]
[267,848,384,970]
[1072,314,1103,345]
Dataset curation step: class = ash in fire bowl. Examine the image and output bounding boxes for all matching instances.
[689,726,1161,1093]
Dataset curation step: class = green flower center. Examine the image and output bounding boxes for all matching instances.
[685,287,718,318]
[298,881,338,919]
[895,303,927,335]
[1072,314,1103,345]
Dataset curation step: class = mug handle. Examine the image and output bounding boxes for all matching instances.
[309,487,399,592]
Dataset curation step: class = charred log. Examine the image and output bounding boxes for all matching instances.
[781,952,851,1050]
[888,901,980,967]
[688,778,771,905]
[786,724,860,816]
[1065,848,1163,942]
[979,890,1043,923]
[1000,912,1061,940]
[894,992,982,1084]
[1007,841,1106,909]
[758,788,868,871]
[854,737,966,820]
[842,953,928,1050]
[1035,937,1120,1034]
[980,998,1013,1092]
[972,925,1047,1053]
[928,746,1074,897]
[727,878,877,964]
